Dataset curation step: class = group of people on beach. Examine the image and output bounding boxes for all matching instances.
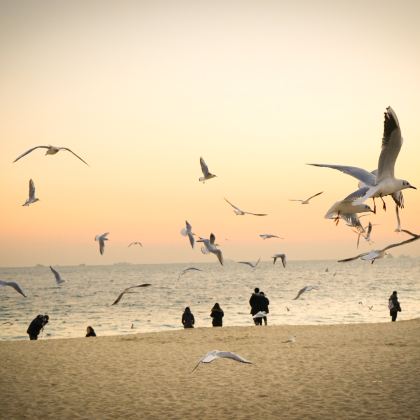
[26,289,402,339]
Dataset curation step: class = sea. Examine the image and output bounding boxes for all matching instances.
[1,258,419,340]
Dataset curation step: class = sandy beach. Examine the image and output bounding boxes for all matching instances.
[1,320,419,419]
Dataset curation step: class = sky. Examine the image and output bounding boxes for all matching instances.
[1,0,420,266]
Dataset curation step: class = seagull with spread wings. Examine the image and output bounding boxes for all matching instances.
[197,233,224,265]
[180,220,195,249]
[50,266,65,285]
[111,283,152,305]
[95,232,109,255]
[0,280,26,297]
[128,241,143,247]
[22,179,39,206]
[14,145,89,166]
[199,157,216,183]
[238,258,261,269]
[338,230,420,264]
[192,350,252,372]
[289,191,323,204]
[224,198,267,216]
[259,234,284,240]
[293,285,319,300]
[178,267,203,280]
[272,253,286,268]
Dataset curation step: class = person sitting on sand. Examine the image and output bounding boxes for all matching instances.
[259,291,270,326]
[27,314,49,340]
[182,307,195,328]
[249,288,263,325]
[388,291,401,322]
[86,326,97,337]
[210,303,224,327]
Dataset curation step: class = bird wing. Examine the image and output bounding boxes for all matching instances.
[185,220,192,232]
[341,213,364,232]
[0,280,26,297]
[200,157,209,176]
[280,254,286,268]
[13,146,49,163]
[216,351,252,364]
[224,198,242,213]
[238,261,253,268]
[29,179,36,199]
[342,187,370,202]
[272,256,277,264]
[60,148,89,166]
[391,191,404,209]
[377,107,402,182]
[337,252,368,263]
[305,191,324,202]
[209,233,216,245]
[112,291,126,305]
[111,283,151,305]
[244,211,268,216]
[382,234,420,252]
[307,164,376,186]
[188,232,195,248]
[255,257,261,268]
[214,249,224,265]
[293,287,307,300]
[99,239,105,255]
[289,199,303,202]
[49,266,61,282]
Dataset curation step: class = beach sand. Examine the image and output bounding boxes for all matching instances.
[1,319,420,419]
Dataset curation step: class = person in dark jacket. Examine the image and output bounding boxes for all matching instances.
[249,288,262,325]
[259,291,270,326]
[27,314,49,340]
[182,307,195,328]
[210,303,224,327]
[86,326,97,337]
[389,291,401,322]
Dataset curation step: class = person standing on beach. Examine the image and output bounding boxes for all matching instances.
[210,303,224,327]
[249,288,262,325]
[182,307,195,328]
[27,314,49,340]
[259,291,270,326]
[388,291,401,322]
[86,326,97,337]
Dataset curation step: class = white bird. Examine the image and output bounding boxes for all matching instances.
[252,311,267,319]
[238,258,260,269]
[180,221,195,249]
[111,283,152,305]
[293,285,319,300]
[272,253,286,268]
[199,157,216,183]
[14,145,89,165]
[224,198,267,216]
[192,350,252,372]
[95,232,109,255]
[49,266,65,285]
[178,267,203,280]
[282,335,296,344]
[0,280,26,297]
[338,230,420,264]
[289,191,323,204]
[128,241,143,247]
[354,222,375,248]
[259,234,284,240]
[22,179,39,206]
[197,233,224,266]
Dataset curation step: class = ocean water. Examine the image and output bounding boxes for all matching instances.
[1,258,419,340]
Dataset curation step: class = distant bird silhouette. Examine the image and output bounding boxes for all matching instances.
[112,283,152,305]
[259,234,284,240]
[289,191,323,204]
[197,233,223,265]
[50,266,65,285]
[272,253,286,268]
[95,232,109,255]
[178,267,203,280]
[128,241,143,247]
[224,198,267,216]
[14,145,89,165]
[199,157,216,183]
[238,258,260,269]
[180,220,195,249]
[293,285,319,300]
[22,179,39,206]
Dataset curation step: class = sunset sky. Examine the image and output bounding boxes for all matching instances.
[1,0,420,266]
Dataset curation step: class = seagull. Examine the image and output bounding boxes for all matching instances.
[50,266,65,285]
[252,311,267,319]
[180,221,195,249]
[338,230,420,264]
[238,258,261,269]
[0,280,26,297]
[22,179,39,206]
[368,305,374,310]
[259,234,284,240]
[192,350,252,372]
[95,232,109,255]
[224,198,267,216]
[293,285,319,300]
[14,145,89,165]
[354,222,375,248]
[199,157,216,183]
[128,241,143,247]
[272,253,286,268]
[111,283,152,305]
[289,191,323,204]
[197,233,224,265]
[282,335,296,344]
[178,267,203,280]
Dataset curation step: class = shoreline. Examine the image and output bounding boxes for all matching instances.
[1,319,419,419]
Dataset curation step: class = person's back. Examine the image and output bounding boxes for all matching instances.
[27,314,48,340]
[182,307,195,328]
[389,291,401,322]
[210,303,224,327]
[249,288,261,315]
[86,326,97,337]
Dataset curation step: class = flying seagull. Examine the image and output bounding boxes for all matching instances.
[50,266,65,285]
[0,280,26,297]
[95,232,109,255]
[293,285,319,300]
[354,222,375,248]
[178,267,203,280]
[180,220,195,248]
[192,350,252,372]
[224,198,267,216]
[238,258,261,269]
[289,191,323,204]
[197,233,224,265]
[338,230,420,264]
[14,145,89,166]
[111,283,152,305]
[259,234,284,240]
[199,157,216,183]
[128,242,143,247]
[22,179,39,206]
[272,253,287,268]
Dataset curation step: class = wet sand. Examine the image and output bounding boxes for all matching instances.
[1,319,419,419]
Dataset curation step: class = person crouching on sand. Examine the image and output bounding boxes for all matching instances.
[182,307,195,328]
[388,291,401,322]
[86,326,97,337]
[210,303,224,327]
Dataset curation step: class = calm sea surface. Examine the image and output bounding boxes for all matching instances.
[1,258,419,340]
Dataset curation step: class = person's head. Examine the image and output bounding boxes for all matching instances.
[393,291,398,296]
[86,326,94,334]
[43,315,49,325]
[212,303,221,310]
[260,291,265,296]
[254,288,260,294]
[184,306,191,313]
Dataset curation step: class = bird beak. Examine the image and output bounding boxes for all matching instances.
[410,185,417,189]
